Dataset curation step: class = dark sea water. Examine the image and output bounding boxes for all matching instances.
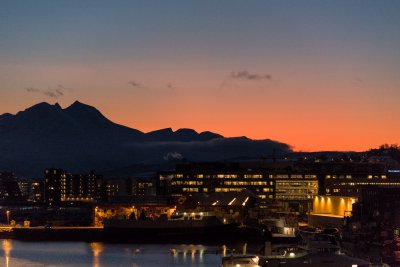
[0,240,229,267]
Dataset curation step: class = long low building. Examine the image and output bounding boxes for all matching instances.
[157,162,320,212]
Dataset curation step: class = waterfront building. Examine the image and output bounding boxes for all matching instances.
[105,179,128,198]
[17,179,30,200]
[131,178,156,196]
[30,179,44,203]
[322,163,400,197]
[0,171,23,201]
[157,162,319,212]
[45,169,103,205]
[44,168,65,205]
[17,178,45,203]
[157,161,398,212]
[61,171,97,202]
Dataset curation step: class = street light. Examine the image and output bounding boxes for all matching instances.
[6,210,10,225]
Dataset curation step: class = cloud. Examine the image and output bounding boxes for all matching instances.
[23,84,68,99]
[55,89,64,96]
[166,83,175,91]
[128,80,144,89]
[163,151,183,161]
[230,70,272,81]
[25,87,40,93]
[43,90,61,98]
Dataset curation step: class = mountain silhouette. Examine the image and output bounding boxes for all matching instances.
[0,101,291,176]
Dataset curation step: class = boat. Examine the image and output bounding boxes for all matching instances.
[259,212,299,243]
[220,254,267,267]
[220,232,372,267]
[266,232,371,266]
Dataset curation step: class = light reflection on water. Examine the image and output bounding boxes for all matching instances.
[0,240,230,267]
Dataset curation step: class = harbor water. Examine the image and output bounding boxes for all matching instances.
[0,239,233,267]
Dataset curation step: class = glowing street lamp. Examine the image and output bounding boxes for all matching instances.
[6,210,10,225]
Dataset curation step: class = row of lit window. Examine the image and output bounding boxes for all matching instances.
[244,174,263,179]
[170,181,203,186]
[215,188,245,192]
[271,174,317,179]
[276,182,318,187]
[276,195,312,200]
[326,175,387,179]
[276,189,317,194]
[224,181,269,186]
[329,182,400,186]
[169,173,318,179]
[182,188,199,192]
[258,195,274,199]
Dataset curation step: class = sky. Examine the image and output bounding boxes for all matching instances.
[0,1,399,151]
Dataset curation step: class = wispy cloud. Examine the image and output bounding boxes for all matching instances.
[24,84,69,99]
[128,80,144,89]
[166,83,175,91]
[43,90,62,98]
[25,87,40,93]
[230,70,272,81]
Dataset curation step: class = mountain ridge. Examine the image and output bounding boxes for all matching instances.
[0,101,291,176]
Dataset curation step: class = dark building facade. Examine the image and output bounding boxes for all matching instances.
[18,178,45,203]
[30,179,45,203]
[157,162,319,211]
[322,163,400,197]
[61,171,98,202]
[157,161,398,211]
[0,171,23,201]
[45,169,103,205]
[44,168,65,205]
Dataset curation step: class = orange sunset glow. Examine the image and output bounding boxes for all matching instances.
[1,1,399,152]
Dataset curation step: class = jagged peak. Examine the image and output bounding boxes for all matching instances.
[65,100,95,111]
[23,102,62,113]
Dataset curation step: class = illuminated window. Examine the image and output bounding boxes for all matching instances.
[182,188,198,192]
[276,175,289,179]
[216,174,237,179]
[305,175,317,179]
[250,181,267,186]
[215,188,229,192]
[244,174,263,179]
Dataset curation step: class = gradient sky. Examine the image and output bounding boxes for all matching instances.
[1,1,399,151]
